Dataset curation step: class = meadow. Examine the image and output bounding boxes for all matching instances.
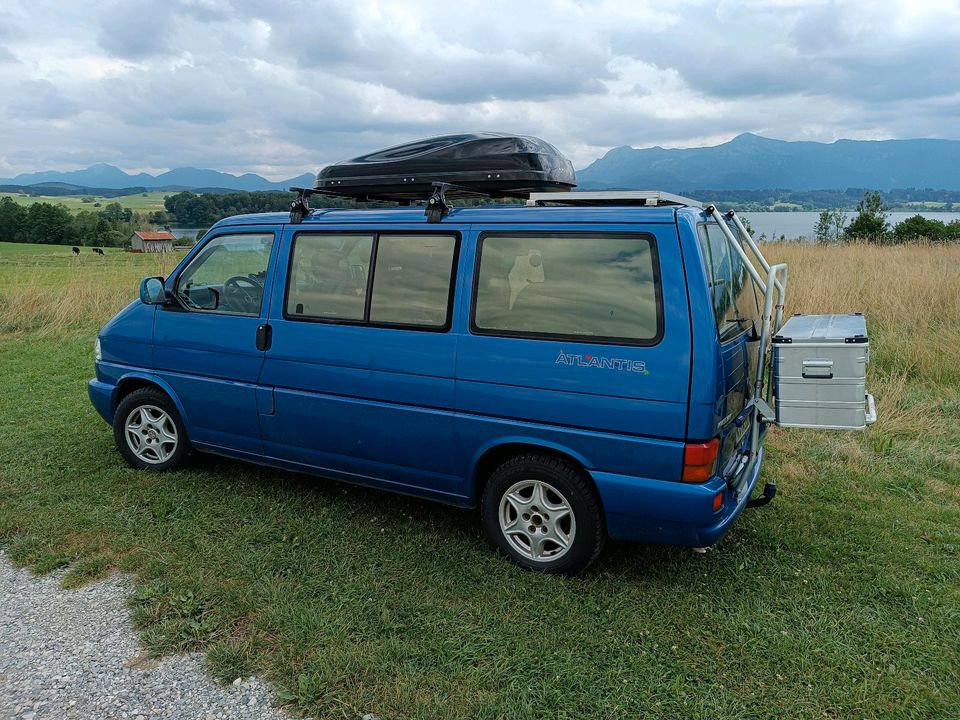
[2,190,171,214]
[0,241,957,719]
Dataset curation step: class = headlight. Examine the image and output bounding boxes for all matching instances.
[95,337,102,362]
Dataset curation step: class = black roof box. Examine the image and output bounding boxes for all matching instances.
[314,132,576,201]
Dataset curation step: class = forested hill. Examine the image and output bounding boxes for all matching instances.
[577,134,960,191]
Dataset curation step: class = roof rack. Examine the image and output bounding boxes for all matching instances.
[287,181,524,224]
[526,190,701,207]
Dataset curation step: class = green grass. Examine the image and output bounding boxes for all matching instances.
[2,190,171,214]
[0,241,958,719]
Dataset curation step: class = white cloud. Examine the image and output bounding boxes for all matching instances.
[0,0,957,179]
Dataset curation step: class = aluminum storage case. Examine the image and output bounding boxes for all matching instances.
[772,313,876,430]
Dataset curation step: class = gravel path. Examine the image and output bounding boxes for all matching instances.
[0,551,293,720]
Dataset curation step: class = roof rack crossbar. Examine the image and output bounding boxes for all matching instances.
[526,190,701,207]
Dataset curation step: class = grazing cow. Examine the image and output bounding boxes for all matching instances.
[92,248,105,255]
[71,246,80,256]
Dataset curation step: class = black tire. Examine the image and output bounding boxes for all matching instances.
[113,387,190,471]
[481,454,605,575]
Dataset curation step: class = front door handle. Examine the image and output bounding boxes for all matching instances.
[256,323,272,352]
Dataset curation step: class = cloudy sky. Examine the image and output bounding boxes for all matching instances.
[1,0,958,179]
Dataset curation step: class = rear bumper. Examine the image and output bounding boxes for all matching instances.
[594,447,764,547]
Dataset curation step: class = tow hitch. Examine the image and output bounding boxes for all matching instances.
[747,482,778,508]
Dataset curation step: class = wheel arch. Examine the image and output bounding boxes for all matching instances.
[470,438,600,507]
[113,373,188,426]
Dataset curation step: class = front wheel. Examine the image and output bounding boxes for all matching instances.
[481,454,605,575]
[113,388,189,471]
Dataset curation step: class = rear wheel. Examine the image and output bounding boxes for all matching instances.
[481,454,605,575]
[113,388,189,471]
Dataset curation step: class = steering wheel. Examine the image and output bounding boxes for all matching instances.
[223,274,263,313]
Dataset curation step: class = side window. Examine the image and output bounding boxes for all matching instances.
[176,233,274,315]
[473,234,661,343]
[285,233,457,329]
[697,223,760,340]
[369,235,456,327]
[286,234,374,321]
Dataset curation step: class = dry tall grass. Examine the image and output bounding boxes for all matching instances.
[764,242,960,465]
[766,242,960,385]
[0,249,176,336]
[1,242,958,390]
[0,240,956,495]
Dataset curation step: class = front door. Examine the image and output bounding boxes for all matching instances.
[154,229,278,455]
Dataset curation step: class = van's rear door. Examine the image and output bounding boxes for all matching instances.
[694,220,762,477]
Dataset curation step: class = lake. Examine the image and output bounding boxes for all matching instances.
[739,211,960,241]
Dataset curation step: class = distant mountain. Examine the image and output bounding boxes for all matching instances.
[0,165,316,192]
[10,134,960,194]
[577,134,960,191]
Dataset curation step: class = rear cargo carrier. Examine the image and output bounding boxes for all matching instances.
[772,314,876,430]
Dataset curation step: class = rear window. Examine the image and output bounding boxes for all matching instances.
[369,235,457,327]
[697,222,760,340]
[473,233,661,344]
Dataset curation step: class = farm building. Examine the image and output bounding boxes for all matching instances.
[130,230,175,253]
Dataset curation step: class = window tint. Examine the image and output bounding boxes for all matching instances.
[176,233,273,315]
[474,234,660,342]
[697,222,760,339]
[286,234,374,321]
[369,235,456,327]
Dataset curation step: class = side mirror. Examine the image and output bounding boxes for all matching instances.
[140,276,166,305]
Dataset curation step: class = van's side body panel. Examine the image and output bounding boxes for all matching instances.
[453,221,693,538]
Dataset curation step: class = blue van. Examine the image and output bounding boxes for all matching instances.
[88,136,791,574]
[88,195,780,574]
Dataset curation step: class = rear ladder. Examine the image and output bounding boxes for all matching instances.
[704,206,788,497]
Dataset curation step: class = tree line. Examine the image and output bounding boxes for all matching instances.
[814,191,960,244]
[159,191,516,226]
[0,197,149,247]
[3,189,958,247]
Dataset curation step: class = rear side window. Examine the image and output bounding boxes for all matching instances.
[369,235,457,327]
[286,234,373,321]
[285,232,457,329]
[473,233,661,344]
[697,222,760,340]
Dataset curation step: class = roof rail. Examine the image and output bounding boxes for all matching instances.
[526,190,701,208]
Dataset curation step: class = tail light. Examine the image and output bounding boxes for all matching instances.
[682,438,720,482]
